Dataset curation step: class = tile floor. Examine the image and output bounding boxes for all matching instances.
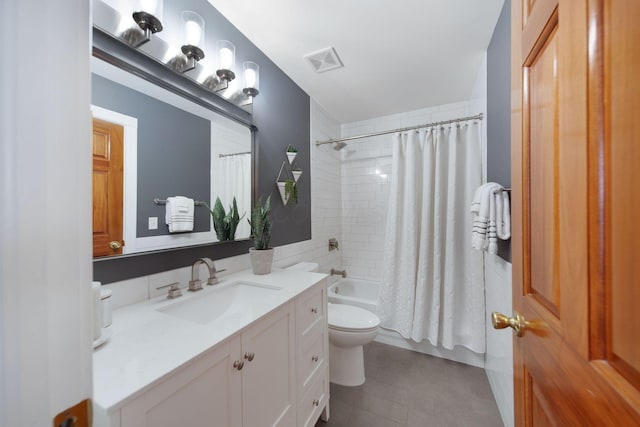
[315,342,504,427]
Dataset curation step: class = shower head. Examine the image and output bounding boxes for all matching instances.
[333,141,348,151]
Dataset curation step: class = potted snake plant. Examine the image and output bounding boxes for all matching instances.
[248,195,273,274]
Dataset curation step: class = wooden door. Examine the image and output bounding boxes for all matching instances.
[92,118,124,257]
[506,0,640,425]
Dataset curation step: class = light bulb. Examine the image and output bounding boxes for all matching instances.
[185,20,202,46]
[220,48,233,70]
[245,69,256,88]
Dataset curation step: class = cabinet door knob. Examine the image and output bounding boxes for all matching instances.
[311,307,318,314]
[311,355,319,362]
[312,399,320,407]
[233,360,244,370]
[244,352,255,362]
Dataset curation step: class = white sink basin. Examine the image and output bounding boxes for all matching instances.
[157,282,282,325]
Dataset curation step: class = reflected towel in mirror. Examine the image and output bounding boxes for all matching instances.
[165,196,194,232]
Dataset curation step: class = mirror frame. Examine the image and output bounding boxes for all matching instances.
[92,27,258,284]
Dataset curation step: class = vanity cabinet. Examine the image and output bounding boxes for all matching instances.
[295,283,330,427]
[95,277,329,427]
[240,301,296,427]
[118,301,295,427]
[120,337,242,427]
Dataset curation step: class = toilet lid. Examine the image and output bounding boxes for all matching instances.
[328,303,380,331]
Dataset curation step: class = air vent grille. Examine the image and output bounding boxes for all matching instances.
[303,47,344,73]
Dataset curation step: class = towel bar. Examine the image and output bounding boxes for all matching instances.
[493,188,511,194]
[154,198,206,207]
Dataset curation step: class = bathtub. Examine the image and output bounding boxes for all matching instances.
[327,278,380,314]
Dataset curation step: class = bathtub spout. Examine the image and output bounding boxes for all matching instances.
[330,268,347,278]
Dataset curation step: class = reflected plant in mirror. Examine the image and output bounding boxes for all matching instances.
[207,197,245,242]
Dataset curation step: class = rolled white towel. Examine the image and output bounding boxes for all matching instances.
[471,183,502,251]
[495,190,511,240]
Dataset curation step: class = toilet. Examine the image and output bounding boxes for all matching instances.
[327,302,380,386]
[285,262,381,387]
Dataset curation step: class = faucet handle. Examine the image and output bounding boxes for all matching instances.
[156,282,182,299]
[188,278,203,292]
[207,268,226,286]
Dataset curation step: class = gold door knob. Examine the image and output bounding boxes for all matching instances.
[109,241,121,250]
[492,310,530,337]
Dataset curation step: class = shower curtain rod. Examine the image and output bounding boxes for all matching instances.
[315,113,483,146]
[219,151,251,158]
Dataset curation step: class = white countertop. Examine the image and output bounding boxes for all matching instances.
[93,268,326,413]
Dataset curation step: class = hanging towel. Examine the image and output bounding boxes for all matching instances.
[495,189,511,240]
[471,182,505,254]
[165,196,194,233]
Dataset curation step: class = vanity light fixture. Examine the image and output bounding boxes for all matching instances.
[216,40,236,82]
[131,0,164,47]
[242,61,259,98]
[174,11,206,73]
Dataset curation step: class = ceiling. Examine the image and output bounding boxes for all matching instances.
[208,0,505,123]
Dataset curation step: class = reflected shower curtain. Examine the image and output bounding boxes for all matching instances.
[216,154,251,239]
[377,122,485,353]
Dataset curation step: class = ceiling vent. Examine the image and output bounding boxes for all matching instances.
[303,47,344,73]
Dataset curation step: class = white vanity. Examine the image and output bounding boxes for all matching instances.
[93,269,329,427]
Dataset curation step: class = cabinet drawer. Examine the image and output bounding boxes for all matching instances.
[296,286,325,337]
[298,370,328,427]
[298,329,326,393]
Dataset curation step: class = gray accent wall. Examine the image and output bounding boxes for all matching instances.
[93,0,311,283]
[92,74,211,237]
[487,0,512,262]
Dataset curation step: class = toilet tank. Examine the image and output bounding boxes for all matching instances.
[285,262,319,272]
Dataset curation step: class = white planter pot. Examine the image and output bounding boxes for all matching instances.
[277,182,289,205]
[286,152,297,164]
[292,170,302,182]
[249,247,274,275]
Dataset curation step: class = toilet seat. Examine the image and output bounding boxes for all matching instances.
[328,303,380,333]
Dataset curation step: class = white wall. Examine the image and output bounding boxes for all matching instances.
[0,1,93,425]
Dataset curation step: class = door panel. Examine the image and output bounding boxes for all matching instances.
[607,0,640,392]
[241,303,295,427]
[92,118,124,257]
[510,0,640,425]
[525,24,559,315]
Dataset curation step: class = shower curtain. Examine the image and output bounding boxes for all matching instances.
[377,122,485,353]
[216,154,251,239]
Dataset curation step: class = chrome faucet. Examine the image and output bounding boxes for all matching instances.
[189,257,226,292]
[330,268,347,278]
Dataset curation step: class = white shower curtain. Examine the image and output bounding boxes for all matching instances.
[377,122,485,353]
[216,154,251,239]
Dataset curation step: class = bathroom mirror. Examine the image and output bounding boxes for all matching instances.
[91,56,253,259]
